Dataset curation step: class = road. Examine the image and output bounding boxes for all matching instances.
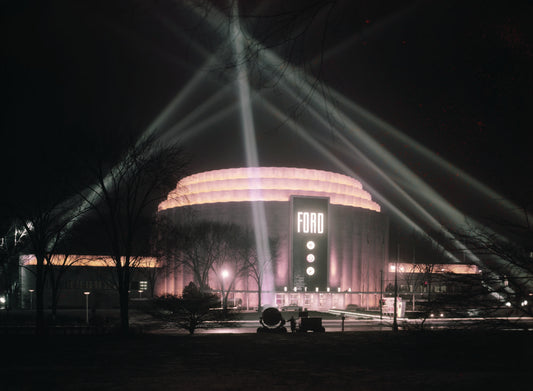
[160,315,533,334]
[186,316,533,334]
[194,318,391,334]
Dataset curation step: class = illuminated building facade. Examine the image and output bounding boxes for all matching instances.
[158,167,388,310]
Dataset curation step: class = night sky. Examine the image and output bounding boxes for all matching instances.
[2,0,533,251]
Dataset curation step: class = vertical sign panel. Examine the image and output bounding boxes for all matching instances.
[291,196,329,290]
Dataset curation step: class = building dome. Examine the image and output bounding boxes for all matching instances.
[159,167,380,212]
[157,167,388,311]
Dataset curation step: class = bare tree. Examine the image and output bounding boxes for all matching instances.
[46,253,88,320]
[165,221,237,292]
[211,224,250,311]
[458,217,533,318]
[150,282,219,335]
[14,193,85,333]
[0,222,27,311]
[79,133,187,333]
[400,263,430,312]
[234,228,278,312]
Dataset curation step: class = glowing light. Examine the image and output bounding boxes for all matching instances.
[297,212,324,234]
[389,263,479,274]
[231,4,275,307]
[306,254,315,263]
[306,267,315,276]
[221,270,229,279]
[306,241,315,250]
[20,254,158,268]
[183,2,526,287]
[158,167,380,212]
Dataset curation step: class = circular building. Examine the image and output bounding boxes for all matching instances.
[157,167,388,311]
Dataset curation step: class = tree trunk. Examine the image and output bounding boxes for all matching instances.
[119,287,129,333]
[116,258,131,333]
[222,289,228,311]
[51,286,59,321]
[50,272,60,321]
[257,283,262,313]
[35,255,46,334]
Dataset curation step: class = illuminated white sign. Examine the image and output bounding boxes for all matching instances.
[291,196,329,290]
[297,212,324,234]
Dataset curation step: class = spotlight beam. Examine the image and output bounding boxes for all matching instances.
[260,96,465,264]
[329,88,528,224]
[179,3,518,280]
[231,4,274,302]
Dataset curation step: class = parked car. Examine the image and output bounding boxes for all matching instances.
[281,304,302,312]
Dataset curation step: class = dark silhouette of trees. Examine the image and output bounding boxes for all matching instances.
[150,282,219,334]
[234,228,278,312]
[210,224,250,311]
[46,253,88,320]
[395,221,533,330]
[160,221,240,293]
[13,191,85,333]
[0,222,27,311]
[79,133,187,333]
[136,256,161,299]
[457,217,533,319]
[157,220,279,311]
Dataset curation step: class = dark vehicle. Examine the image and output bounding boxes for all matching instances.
[257,307,287,333]
[298,316,325,333]
[281,304,302,312]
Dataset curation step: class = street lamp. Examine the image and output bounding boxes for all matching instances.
[28,289,34,310]
[392,245,399,332]
[83,291,90,324]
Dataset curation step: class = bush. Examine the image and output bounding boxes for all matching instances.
[149,282,219,334]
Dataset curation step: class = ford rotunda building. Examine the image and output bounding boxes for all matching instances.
[157,167,388,311]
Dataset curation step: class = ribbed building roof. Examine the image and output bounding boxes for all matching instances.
[158,167,380,212]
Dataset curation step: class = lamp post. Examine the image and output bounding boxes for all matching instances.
[380,269,383,321]
[83,291,90,324]
[28,289,34,310]
[392,245,399,332]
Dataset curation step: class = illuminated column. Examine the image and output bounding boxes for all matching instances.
[83,291,90,324]
[291,196,329,292]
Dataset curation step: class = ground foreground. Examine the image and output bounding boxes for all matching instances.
[1,331,531,390]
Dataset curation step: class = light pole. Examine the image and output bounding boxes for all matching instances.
[29,289,34,310]
[83,291,90,324]
[392,245,399,332]
[380,269,383,321]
